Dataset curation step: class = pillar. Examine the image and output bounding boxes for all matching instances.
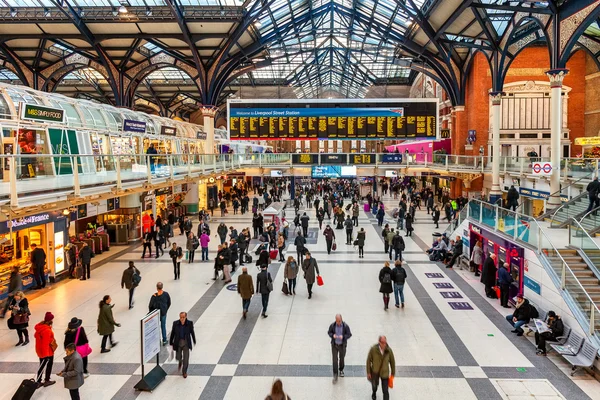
[452,106,467,155]
[201,106,217,154]
[489,92,503,203]
[182,182,199,214]
[290,176,296,200]
[546,69,569,207]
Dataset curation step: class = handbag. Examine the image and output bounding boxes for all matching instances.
[12,312,29,325]
[317,275,324,286]
[75,327,93,358]
[267,280,273,292]
[282,281,289,295]
[50,339,58,352]
[332,241,337,251]
[388,375,394,388]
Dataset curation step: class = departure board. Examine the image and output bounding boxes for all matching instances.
[228,99,438,140]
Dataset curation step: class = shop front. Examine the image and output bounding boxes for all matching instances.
[69,200,117,253]
[141,185,189,233]
[469,223,524,304]
[0,211,69,298]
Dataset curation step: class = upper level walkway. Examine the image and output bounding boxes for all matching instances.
[1,153,598,214]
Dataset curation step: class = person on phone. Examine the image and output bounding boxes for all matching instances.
[57,343,84,400]
[34,311,56,387]
[8,291,30,345]
[169,243,183,280]
[535,311,564,356]
[328,314,352,384]
[97,295,120,353]
[366,335,395,400]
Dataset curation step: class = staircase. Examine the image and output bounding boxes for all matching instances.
[543,193,588,227]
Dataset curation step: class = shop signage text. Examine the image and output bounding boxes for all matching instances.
[21,103,65,123]
[574,136,600,146]
[381,154,403,163]
[321,154,347,164]
[1,212,63,234]
[518,187,568,202]
[123,119,147,133]
[161,126,177,136]
[197,131,207,140]
[351,154,375,164]
[292,154,318,164]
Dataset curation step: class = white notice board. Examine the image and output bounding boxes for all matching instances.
[141,309,161,364]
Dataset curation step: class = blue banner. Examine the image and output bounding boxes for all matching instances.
[230,107,406,118]
[381,154,403,163]
[123,119,146,133]
[519,187,568,202]
[312,166,341,178]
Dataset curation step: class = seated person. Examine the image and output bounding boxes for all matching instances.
[427,237,448,258]
[505,295,533,336]
[535,311,564,356]
[445,236,464,268]
[442,240,455,263]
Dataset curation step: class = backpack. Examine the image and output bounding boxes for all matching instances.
[177,247,183,258]
[529,304,539,319]
[382,272,392,284]
[132,270,142,286]
[395,268,407,283]
[193,237,199,250]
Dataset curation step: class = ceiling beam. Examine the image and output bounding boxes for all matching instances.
[471,3,552,15]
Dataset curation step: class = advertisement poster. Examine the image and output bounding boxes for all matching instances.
[54,231,65,274]
[142,310,161,364]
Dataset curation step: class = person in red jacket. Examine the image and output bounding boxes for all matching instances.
[34,312,56,388]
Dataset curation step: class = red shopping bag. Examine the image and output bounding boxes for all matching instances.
[269,249,278,260]
[317,275,324,286]
[332,242,337,251]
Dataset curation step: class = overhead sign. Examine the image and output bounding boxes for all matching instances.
[518,187,568,202]
[381,154,403,163]
[123,119,147,133]
[228,99,438,140]
[321,154,347,164]
[440,129,450,139]
[532,162,553,176]
[574,137,600,146]
[292,154,318,164]
[197,131,207,140]
[160,126,177,136]
[351,154,375,164]
[21,103,65,123]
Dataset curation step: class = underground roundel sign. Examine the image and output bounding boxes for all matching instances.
[532,162,552,176]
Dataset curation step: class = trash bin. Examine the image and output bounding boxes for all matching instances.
[432,232,442,243]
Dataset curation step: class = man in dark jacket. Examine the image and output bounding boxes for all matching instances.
[256,265,273,318]
[344,216,354,245]
[300,212,310,237]
[295,233,307,262]
[445,236,464,269]
[169,243,183,280]
[30,243,47,289]
[78,242,93,281]
[507,185,520,211]
[392,260,407,308]
[169,312,196,378]
[586,177,600,214]
[535,311,564,356]
[141,230,154,259]
[391,231,405,262]
[505,295,533,336]
[481,253,497,298]
[121,261,141,309]
[497,262,513,308]
[229,239,239,273]
[328,314,352,383]
[149,282,171,345]
[146,143,157,172]
[237,267,254,319]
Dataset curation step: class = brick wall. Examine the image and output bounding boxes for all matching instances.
[585,53,600,146]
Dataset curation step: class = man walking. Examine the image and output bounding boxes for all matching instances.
[328,314,352,383]
[344,216,353,245]
[391,260,407,308]
[366,335,396,400]
[78,242,93,281]
[148,282,171,345]
[169,243,183,280]
[498,262,513,308]
[141,229,154,259]
[30,243,47,289]
[237,267,254,319]
[302,252,320,299]
[352,202,359,227]
[294,232,307,262]
[391,230,405,261]
[256,265,273,318]
[121,261,141,309]
[300,212,310,237]
[586,177,600,214]
[169,312,196,379]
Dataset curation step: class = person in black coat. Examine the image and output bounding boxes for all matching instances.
[7,291,30,346]
[64,317,90,375]
[256,245,270,268]
[256,265,273,318]
[378,262,394,310]
[30,243,47,289]
[445,236,463,269]
[169,312,196,378]
[505,295,533,336]
[78,242,93,281]
[404,213,414,237]
[432,206,441,229]
[229,240,239,273]
[142,230,154,259]
[507,185,520,211]
[535,311,564,356]
[480,254,497,298]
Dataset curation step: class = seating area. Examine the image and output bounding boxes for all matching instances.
[523,303,599,376]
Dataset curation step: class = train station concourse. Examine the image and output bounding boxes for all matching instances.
[2,1,600,399]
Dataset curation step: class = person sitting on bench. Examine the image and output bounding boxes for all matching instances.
[535,311,564,356]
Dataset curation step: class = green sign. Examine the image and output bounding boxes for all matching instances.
[21,103,65,123]
[48,128,81,175]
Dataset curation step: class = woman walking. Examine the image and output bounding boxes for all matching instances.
[64,317,90,377]
[277,233,286,262]
[356,228,366,258]
[265,379,291,400]
[284,256,299,295]
[378,261,394,310]
[186,232,198,263]
[97,295,120,353]
[7,291,30,346]
[405,212,414,237]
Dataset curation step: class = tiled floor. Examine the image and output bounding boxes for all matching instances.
[1,191,599,399]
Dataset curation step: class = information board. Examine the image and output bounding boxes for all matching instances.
[228,99,438,140]
[141,309,161,364]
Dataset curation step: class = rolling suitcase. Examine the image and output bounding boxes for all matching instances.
[12,369,41,400]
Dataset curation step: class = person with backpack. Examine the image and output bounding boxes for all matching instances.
[391,231,405,262]
[186,232,199,263]
[391,260,407,308]
[169,243,183,280]
[121,261,141,309]
[505,295,536,336]
[148,282,171,345]
[378,261,394,310]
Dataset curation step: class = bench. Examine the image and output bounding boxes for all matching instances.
[564,340,599,376]
[550,331,585,356]
[458,255,470,271]
[524,307,548,336]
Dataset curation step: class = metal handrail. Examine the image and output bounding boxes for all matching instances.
[579,205,600,223]
[546,172,595,224]
[468,199,600,335]
[569,218,600,252]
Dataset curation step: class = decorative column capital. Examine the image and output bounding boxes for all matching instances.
[453,106,465,112]
[200,105,218,118]
[489,91,504,106]
[545,68,569,88]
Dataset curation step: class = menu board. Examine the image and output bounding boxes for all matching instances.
[228,100,437,140]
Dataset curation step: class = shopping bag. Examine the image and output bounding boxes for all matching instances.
[317,275,324,286]
[332,242,337,251]
[282,281,289,295]
[493,286,501,299]
[269,249,278,260]
[388,375,394,389]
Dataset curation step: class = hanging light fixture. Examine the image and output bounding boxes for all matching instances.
[118,5,128,13]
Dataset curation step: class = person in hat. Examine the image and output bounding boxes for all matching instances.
[64,317,90,377]
[34,311,57,388]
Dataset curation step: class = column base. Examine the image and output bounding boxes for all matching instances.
[183,203,199,214]
[488,192,502,205]
[546,195,562,208]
